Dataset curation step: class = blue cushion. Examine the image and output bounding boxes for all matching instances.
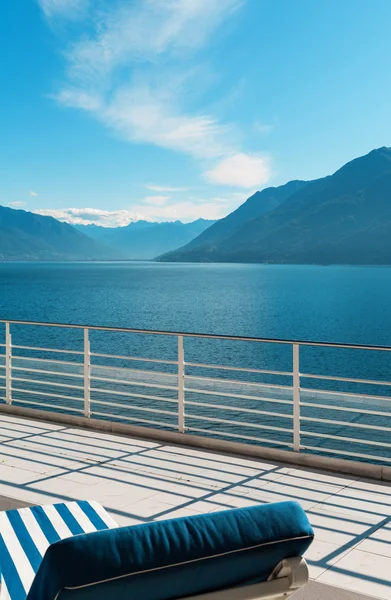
[27,501,314,600]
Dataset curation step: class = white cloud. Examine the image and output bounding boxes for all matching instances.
[33,193,245,225]
[204,153,271,188]
[143,195,170,206]
[54,89,101,111]
[9,202,26,208]
[65,0,243,80]
[29,190,38,197]
[38,0,89,19]
[57,83,234,161]
[146,185,188,192]
[34,207,144,227]
[45,0,273,190]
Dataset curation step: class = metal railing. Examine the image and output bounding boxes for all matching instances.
[1,319,391,466]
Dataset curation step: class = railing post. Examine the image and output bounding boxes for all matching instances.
[178,335,185,433]
[5,322,12,405]
[293,343,300,452]
[84,328,91,418]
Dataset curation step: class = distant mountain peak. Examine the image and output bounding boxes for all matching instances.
[0,205,116,260]
[158,146,391,265]
[76,218,216,259]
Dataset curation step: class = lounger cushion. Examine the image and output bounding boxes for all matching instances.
[0,500,117,600]
[29,500,314,600]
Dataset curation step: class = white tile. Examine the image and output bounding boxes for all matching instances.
[0,435,18,443]
[0,415,62,431]
[30,434,125,460]
[335,487,391,512]
[183,499,230,513]
[294,467,359,487]
[149,491,196,507]
[45,430,150,453]
[147,448,262,478]
[238,471,290,491]
[250,480,333,506]
[61,471,108,486]
[233,484,316,511]
[356,522,391,558]
[0,464,38,484]
[271,472,347,495]
[0,488,61,506]
[108,513,144,527]
[306,508,378,547]
[155,507,202,521]
[124,498,176,519]
[0,419,57,436]
[29,475,92,497]
[0,443,88,472]
[304,539,349,579]
[76,481,159,509]
[310,504,384,526]
[114,456,228,489]
[83,465,185,495]
[318,549,391,600]
[320,492,391,518]
[350,477,391,493]
[209,492,260,509]
[164,482,215,499]
[2,412,391,599]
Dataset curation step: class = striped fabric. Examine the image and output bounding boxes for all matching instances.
[0,501,117,600]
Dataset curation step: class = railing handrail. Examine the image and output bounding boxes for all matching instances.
[1,318,391,352]
[1,317,391,470]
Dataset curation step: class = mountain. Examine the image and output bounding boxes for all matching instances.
[77,218,216,259]
[177,180,308,253]
[159,147,391,265]
[0,206,115,260]
[76,220,156,240]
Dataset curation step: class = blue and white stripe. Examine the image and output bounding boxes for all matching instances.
[0,501,117,600]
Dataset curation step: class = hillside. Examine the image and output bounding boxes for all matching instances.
[179,180,307,253]
[159,147,391,265]
[0,206,114,260]
[77,218,216,260]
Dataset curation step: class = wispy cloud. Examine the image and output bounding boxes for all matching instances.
[34,207,143,227]
[41,0,272,189]
[204,153,271,188]
[38,0,89,19]
[34,192,245,225]
[9,201,26,208]
[29,190,38,197]
[146,185,189,192]
[143,195,170,206]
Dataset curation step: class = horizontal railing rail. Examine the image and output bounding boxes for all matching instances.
[1,319,391,466]
[2,318,391,351]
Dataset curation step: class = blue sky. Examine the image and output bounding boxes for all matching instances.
[1,0,391,226]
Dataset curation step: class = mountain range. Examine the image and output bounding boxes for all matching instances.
[159,147,391,265]
[2,147,391,264]
[76,219,215,260]
[0,206,111,260]
[0,207,214,261]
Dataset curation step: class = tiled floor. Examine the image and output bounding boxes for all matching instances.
[0,414,390,599]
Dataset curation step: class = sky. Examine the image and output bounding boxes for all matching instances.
[1,0,391,226]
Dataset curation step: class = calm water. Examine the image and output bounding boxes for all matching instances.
[1,261,391,461]
[1,261,391,343]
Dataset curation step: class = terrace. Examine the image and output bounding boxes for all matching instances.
[0,319,391,599]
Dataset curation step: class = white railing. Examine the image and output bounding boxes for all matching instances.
[1,319,391,466]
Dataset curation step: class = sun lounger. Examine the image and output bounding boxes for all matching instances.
[0,499,314,600]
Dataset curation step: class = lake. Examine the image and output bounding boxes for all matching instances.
[1,261,391,462]
[1,261,391,343]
